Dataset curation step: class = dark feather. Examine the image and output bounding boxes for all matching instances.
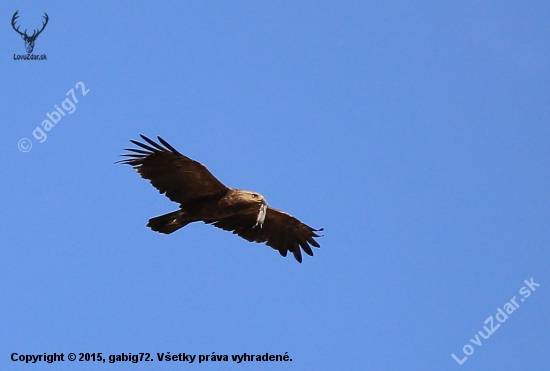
[118,135,228,206]
[206,207,321,263]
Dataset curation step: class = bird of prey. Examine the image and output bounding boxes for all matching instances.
[118,135,322,262]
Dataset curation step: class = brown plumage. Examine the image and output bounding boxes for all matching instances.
[117,135,322,262]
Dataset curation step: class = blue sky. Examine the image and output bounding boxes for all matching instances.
[1,1,549,370]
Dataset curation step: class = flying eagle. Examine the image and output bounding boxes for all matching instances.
[118,135,322,262]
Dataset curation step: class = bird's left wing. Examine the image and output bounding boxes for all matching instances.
[206,206,323,263]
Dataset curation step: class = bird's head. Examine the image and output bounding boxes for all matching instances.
[238,190,268,228]
[241,190,267,205]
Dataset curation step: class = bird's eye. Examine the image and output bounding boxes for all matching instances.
[252,194,257,198]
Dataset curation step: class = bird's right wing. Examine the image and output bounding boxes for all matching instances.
[117,135,229,206]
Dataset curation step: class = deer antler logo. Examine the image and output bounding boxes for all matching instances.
[11,10,49,54]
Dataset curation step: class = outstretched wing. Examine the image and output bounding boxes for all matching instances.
[206,206,323,263]
[118,135,229,206]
